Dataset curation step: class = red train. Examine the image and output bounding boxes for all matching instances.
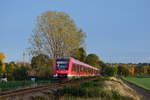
[53,57,99,78]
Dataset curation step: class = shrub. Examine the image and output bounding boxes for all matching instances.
[117,65,129,76]
[13,66,28,80]
[102,66,118,76]
[31,54,53,79]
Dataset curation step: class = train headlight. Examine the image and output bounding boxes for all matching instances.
[53,74,58,77]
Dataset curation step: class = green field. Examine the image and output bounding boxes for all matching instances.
[122,76,150,90]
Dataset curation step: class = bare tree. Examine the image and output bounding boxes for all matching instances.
[28,11,86,58]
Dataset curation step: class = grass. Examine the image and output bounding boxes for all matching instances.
[57,77,135,100]
[0,80,52,91]
[122,76,150,90]
[0,81,34,91]
[32,96,48,100]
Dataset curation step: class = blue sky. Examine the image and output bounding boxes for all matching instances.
[0,0,150,63]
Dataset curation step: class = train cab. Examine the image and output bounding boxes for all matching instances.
[53,57,70,78]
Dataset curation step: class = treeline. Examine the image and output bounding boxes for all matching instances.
[1,51,150,81]
[0,60,30,81]
[101,63,150,77]
[71,49,150,77]
[72,48,150,77]
[0,53,53,81]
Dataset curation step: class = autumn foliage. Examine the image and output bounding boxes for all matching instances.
[0,52,5,62]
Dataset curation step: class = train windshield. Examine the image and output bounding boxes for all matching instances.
[56,59,69,70]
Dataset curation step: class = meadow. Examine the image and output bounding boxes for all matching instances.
[122,76,150,90]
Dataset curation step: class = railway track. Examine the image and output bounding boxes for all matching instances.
[0,76,98,98]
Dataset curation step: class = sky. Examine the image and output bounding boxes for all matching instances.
[0,0,150,63]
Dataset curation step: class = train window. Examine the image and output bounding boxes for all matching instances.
[72,63,77,72]
[72,64,75,71]
[84,67,86,72]
[56,61,68,70]
[71,64,74,71]
[76,64,78,73]
[75,64,77,72]
[86,68,88,72]
[78,65,80,72]
[73,64,75,71]
[81,66,84,72]
[83,66,85,72]
[79,65,81,72]
[75,64,77,71]
[86,67,88,73]
[88,68,90,73]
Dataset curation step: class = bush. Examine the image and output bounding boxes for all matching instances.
[117,65,129,76]
[58,80,104,98]
[31,54,53,79]
[102,66,118,76]
[13,66,28,80]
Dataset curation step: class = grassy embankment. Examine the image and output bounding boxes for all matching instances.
[122,76,150,91]
[31,77,141,100]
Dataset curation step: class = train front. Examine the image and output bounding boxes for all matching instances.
[53,58,70,78]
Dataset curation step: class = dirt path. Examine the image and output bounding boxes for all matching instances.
[124,81,150,100]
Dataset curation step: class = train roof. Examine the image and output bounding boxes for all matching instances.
[71,57,99,70]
